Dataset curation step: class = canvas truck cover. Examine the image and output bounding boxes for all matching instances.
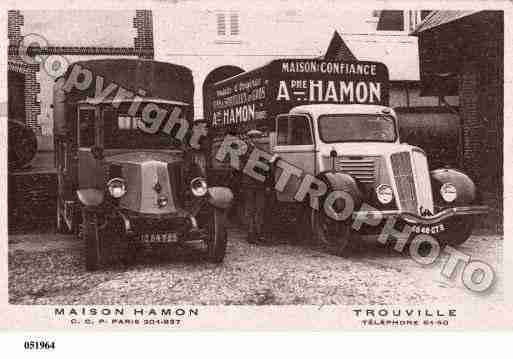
[204,59,389,137]
[53,59,194,136]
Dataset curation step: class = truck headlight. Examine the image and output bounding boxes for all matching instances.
[157,196,168,208]
[190,177,208,197]
[440,183,457,202]
[376,184,394,204]
[107,178,126,198]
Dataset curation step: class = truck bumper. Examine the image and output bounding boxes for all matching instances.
[353,206,489,245]
[114,208,208,242]
[352,205,489,237]
[353,205,489,225]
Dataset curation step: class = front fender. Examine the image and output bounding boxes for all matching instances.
[318,171,363,207]
[207,186,234,209]
[430,168,476,207]
[76,189,104,207]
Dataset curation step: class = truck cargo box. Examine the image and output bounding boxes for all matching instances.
[54,59,194,137]
[204,59,389,139]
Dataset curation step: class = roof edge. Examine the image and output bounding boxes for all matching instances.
[411,10,482,35]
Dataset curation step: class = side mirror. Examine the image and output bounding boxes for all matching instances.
[330,148,338,172]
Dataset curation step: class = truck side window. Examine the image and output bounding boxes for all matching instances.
[78,108,96,147]
[277,116,289,146]
[277,115,312,146]
[290,116,312,145]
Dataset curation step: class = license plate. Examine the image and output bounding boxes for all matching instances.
[140,233,178,243]
[411,223,446,235]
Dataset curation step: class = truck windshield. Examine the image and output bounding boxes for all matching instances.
[101,104,189,149]
[318,114,397,143]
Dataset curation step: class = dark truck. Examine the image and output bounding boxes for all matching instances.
[204,58,488,253]
[54,59,233,270]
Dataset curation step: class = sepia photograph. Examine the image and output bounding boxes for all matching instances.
[1,0,510,334]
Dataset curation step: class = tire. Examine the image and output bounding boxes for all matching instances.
[80,207,101,271]
[311,209,357,256]
[206,207,228,263]
[103,215,132,266]
[436,217,474,247]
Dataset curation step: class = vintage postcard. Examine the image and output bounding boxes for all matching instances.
[0,0,511,339]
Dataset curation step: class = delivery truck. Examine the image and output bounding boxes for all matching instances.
[204,58,488,254]
[54,59,233,269]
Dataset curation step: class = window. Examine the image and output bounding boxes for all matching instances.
[276,9,303,23]
[318,114,397,143]
[276,115,312,146]
[118,116,132,130]
[102,105,188,149]
[117,115,142,130]
[216,13,226,35]
[216,11,240,39]
[230,12,239,35]
[277,117,288,145]
[78,108,96,147]
[375,10,431,32]
[376,10,404,31]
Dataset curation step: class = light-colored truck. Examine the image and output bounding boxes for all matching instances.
[204,59,488,253]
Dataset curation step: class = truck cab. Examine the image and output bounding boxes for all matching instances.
[271,102,487,251]
[274,104,416,205]
[275,104,401,176]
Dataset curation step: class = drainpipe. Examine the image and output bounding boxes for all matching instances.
[438,95,464,169]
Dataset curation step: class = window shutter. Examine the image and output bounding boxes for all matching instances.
[230,12,239,36]
[217,13,226,36]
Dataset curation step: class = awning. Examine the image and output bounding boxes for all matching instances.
[412,10,481,34]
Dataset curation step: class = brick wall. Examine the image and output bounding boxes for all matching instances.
[8,58,42,132]
[458,28,503,232]
[7,10,155,132]
[7,10,42,130]
[7,10,23,46]
[23,64,42,132]
[134,10,154,59]
[8,172,57,231]
[459,62,480,179]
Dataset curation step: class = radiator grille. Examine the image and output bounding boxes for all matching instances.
[390,152,417,213]
[335,156,375,183]
[411,150,434,213]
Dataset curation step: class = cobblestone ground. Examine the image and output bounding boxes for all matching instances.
[8,225,503,306]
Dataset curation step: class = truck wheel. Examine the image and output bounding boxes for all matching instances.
[80,207,101,271]
[312,209,356,256]
[105,217,131,266]
[437,217,474,247]
[206,207,228,263]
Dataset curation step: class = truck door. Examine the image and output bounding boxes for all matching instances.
[77,105,104,189]
[273,114,316,202]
